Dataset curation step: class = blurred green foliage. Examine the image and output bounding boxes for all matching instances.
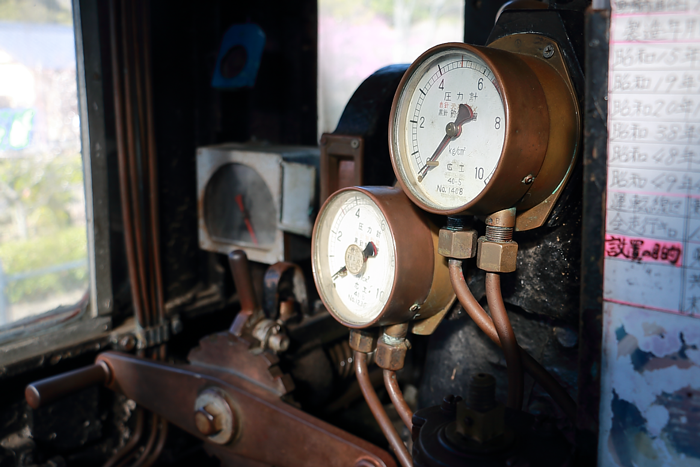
[0,0,72,25]
[0,152,87,304]
[0,225,87,304]
[0,153,84,237]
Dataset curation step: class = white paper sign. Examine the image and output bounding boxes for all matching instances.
[606,1,700,316]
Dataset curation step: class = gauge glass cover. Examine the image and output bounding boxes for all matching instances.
[392,47,506,212]
[204,163,277,246]
[313,190,396,326]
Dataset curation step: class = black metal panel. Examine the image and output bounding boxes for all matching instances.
[334,64,410,188]
[463,0,511,46]
[576,8,610,466]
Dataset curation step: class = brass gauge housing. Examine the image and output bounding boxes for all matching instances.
[311,186,454,329]
[389,40,579,228]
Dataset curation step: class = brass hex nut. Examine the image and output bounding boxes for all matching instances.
[375,338,409,371]
[349,329,378,353]
[438,229,478,259]
[476,237,518,273]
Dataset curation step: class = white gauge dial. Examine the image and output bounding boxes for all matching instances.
[312,190,396,326]
[392,47,506,211]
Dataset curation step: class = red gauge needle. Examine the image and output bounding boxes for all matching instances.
[234,194,259,246]
[417,103,476,182]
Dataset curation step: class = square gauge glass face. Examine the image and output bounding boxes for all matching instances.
[312,190,396,327]
[203,163,277,247]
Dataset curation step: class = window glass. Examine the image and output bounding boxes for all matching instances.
[0,0,88,326]
[318,0,465,137]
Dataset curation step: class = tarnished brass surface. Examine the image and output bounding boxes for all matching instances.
[476,237,518,273]
[488,34,581,231]
[313,186,454,328]
[390,42,550,216]
[349,329,379,353]
[375,337,409,371]
[438,228,478,259]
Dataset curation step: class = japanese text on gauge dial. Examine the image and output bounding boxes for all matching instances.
[312,190,396,327]
[392,47,506,211]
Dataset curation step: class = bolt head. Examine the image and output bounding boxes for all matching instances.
[521,174,535,185]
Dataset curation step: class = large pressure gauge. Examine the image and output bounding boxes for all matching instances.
[389,41,579,221]
[312,187,453,329]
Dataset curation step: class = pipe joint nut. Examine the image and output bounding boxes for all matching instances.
[349,329,378,353]
[438,228,478,259]
[375,337,409,371]
[476,237,518,273]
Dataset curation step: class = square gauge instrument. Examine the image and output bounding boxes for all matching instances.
[197,144,319,264]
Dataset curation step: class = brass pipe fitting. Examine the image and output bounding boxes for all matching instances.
[376,324,411,371]
[349,329,378,353]
[477,208,518,273]
[438,216,478,259]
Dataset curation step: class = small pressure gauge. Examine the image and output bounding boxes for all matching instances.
[197,144,319,264]
[389,42,578,219]
[312,187,453,329]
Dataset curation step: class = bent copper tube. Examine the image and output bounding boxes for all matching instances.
[103,408,145,467]
[383,370,412,431]
[355,352,413,467]
[485,272,524,410]
[140,418,168,467]
[109,0,147,328]
[120,0,152,328]
[130,413,160,467]
[448,260,577,422]
[140,0,165,324]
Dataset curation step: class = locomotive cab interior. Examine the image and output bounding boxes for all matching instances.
[0,1,694,466]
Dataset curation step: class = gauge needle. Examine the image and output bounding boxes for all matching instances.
[332,242,377,281]
[417,103,476,182]
[332,266,347,280]
[234,194,259,245]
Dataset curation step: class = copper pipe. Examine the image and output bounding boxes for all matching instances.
[383,370,412,431]
[128,0,156,324]
[485,272,524,410]
[109,0,146,328]
[120,0,152,327]
[448,260,577,422]
[354,352,412,467]
[140,419,168,467]
[140,0,165,323]
[130,413,160,467]
[103,407,145,467]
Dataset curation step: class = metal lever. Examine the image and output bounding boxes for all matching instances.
[228,250,263,336]
[25,361,111,409]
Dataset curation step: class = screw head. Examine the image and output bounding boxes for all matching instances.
[543,45,555,59]
[350,139,360,149]
[521,174,535,184]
